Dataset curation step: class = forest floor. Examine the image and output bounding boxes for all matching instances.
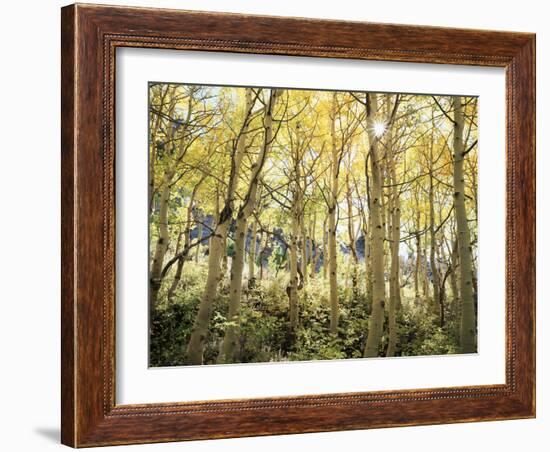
[150,261,461,366]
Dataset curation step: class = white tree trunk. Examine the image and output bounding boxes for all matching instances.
[452,96,476,353]
[364,93,386,358]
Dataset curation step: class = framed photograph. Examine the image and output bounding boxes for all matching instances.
[61,3,535,447]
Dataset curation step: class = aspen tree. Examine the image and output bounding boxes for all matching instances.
[452,96,477,353]
[363,93,386,357]
[186,89,255,364]
[218,89,281,363]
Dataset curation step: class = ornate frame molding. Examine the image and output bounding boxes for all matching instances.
[61,4,535,447]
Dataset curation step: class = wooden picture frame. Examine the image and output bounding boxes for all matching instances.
[61,3,535,447]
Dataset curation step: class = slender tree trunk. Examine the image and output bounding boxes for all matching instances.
[310,213,318,279]
[364,93,386,358]
[346,176,358,264]
[328,94,340,334]
[168,182,204,302]
[259,232,269,280]
[166,229,184,302]
[248,219,258,281]
[149,90,202,309]
[452,96,477,353]
[345,176,358,302]
[186,89,254,364]
[166,230,185,303]
[301,214,308,287]
[218,217,248,363]
[450,238,460,338]
[167,256,184,301]
[187,220,230,364]
[328,200,339,334]
[435,238,446,327]
[149,176,173,308]
[429,144,441,318]
[220,240,228,287]
[195,221,203,262]
[289,206,300,328]
[414,207,421,303]
[361,173,373,308]
[386,148,401,357]
[218,89,279,363]
[363,219,372,307]
[322,215,329,280]
[149,85,170,215]
[421,215,430,301]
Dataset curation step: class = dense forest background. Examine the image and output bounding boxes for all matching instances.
[148,83,478,366]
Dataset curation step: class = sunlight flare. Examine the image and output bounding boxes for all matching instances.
[373,120,386,137]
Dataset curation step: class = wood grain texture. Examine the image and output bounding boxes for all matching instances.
[60,3,536,447]
[60,5,76,447]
